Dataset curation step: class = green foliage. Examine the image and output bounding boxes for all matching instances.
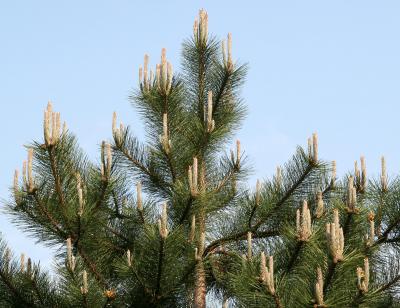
[1,9,400,308]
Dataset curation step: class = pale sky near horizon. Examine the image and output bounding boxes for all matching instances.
[1,1,400,271]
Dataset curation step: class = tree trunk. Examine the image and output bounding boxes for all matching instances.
[194,260,206,308]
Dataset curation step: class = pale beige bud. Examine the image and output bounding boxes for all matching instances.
[381,156,388,191]
[193,18,198,38]
[188,166,194,195]
[159,202,169,239]
[43,102,61,145]
[247,232,252,260]
[307,138,312,159]
[367,212,375,246]
[356,258,369,293]
[236,140,241,165]
[199,9,208,42]
[27,257,32,278]
[356,267,364,290]
[312,132,318,162]
[127,249,132,267]
[44,101,52,145]
[167,62,173,93]
[51,111,57,144]
[352,187,357,209]
[361,156,367,191]
[55,112,61,143]
[192,157,198,196]
[150,69,154,85]
[207,91,214,132]
[297,200,312,241]
[355,160,360,186]
[44,109,50,145]
[112,112,117,135]
[316,192,324,218]
[268,256,275,294]
[13,169,19,201]
[22,161,27,189]
[27,148,34,192]
[276,166,282,187]
[77,187,83,216]
[315,267,324,305]
[161,48,167,89]
[66,237,76,271]
[333,209,340,230]
[20,253,25,272]
[348,176,355,210]
[296,209,301,234]
[106,143,112,176]
[139,66,143,84]
[143,54,149,90]
[81,270,88,294]
[227,33,232,70]
[364,258,369,292]
[136,182,143,211]
[326,210,344,263]
[156,64,161,88]
[260,251,267,282]
[189,215,196,242]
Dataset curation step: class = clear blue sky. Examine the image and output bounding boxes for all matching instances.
[1,1,400,270]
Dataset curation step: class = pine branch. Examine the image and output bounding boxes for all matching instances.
[155,238,165,299]
[203,230,279,256]
[0,271,31,306]
[32,193,66,238]
[252,163,315,231]
[77,244,106,287]
[47,146,71,231]
[285,241,305,273]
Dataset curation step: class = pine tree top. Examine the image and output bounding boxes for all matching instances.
[1,9,400,308]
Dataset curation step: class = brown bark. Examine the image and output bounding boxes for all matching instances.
[194,160,207,308]
[194,260,206,308]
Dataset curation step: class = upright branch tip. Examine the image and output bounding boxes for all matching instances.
[366,211,375,246]
[326,209,344,263]
[81,270,88,295]
[136,182,143,212]
[127,249,132,267]
[43,102,61,146]
[159,202,169,239]
[195,9,208,43]
[315,267,324,306]
[316,192,324,218]
[357,258,369,293]
[189,215,196,243]
[66,238,76,272]
[247,232,252,260]
[360,156,367,192]
[296,200,312,241]
[189,157,199,197]
[381,156,388,191]
[260,252,275,295]
[206,91,215,132]
[160,113,171,153]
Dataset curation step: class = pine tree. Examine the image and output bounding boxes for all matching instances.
[1,9,400,307]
